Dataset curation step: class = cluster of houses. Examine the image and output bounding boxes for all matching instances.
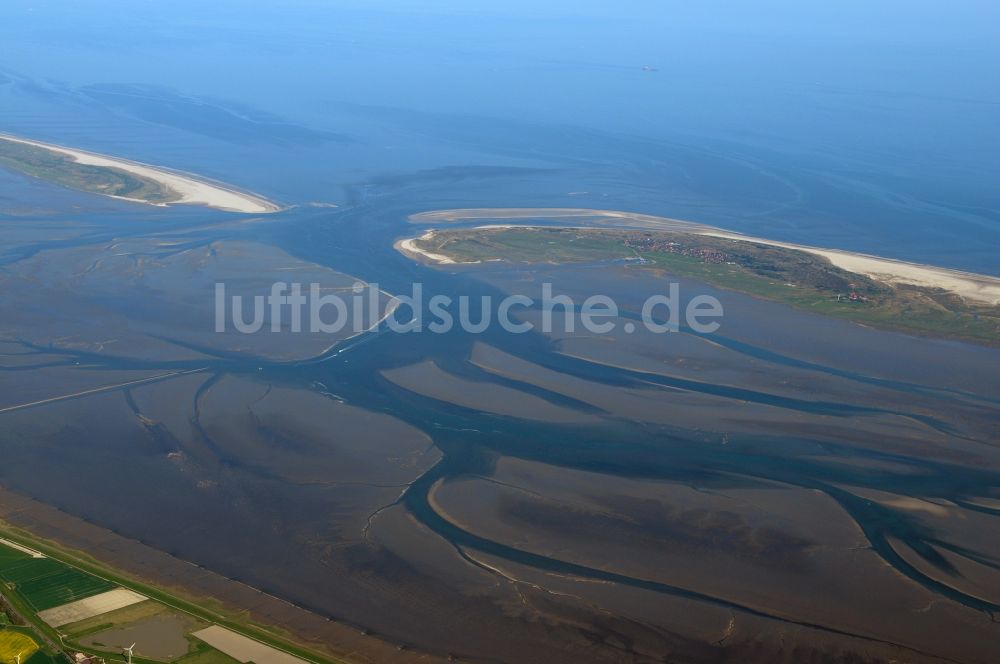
[623,235,732,264]
[837,291,870,303]
[73,653,103,664]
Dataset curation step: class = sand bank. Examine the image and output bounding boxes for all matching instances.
[0,134,279,214]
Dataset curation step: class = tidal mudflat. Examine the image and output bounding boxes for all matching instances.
[0,60,998,662]
[1,190,999,663]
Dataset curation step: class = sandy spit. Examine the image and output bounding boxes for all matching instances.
[394,231,456,264]
[0,133,279,214]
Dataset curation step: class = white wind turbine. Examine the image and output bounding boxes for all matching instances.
[15,651,25,664]
[123,644,135,664]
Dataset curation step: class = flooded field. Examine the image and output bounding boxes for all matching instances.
[80,613,194,662]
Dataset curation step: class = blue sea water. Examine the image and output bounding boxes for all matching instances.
[0,0,998,272]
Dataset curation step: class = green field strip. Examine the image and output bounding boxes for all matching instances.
[0,553,116,612]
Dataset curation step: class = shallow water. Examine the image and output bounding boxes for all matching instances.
[1,3,999,662]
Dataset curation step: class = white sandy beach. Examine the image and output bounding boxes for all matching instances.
[394,230,457,264]
[402,208,1000,305]
[701,230,1000,306]
[0,134,279,214]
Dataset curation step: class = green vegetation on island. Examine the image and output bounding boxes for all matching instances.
[415,227,1000,345]
[0,139,179,204]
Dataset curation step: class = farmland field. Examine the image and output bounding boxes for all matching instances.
[0,627,39,664]
[0,558,115,612]
[0,548,28,569]
[174,642,242,664]
[37,588,147,628]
